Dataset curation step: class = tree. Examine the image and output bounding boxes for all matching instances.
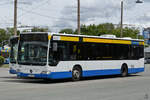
[0,28,20,47]
[112,27,141,39]
[31,27,49,32]
[75,23,140,39]
[59,28,74,34]
[74,24,98,35]
[0,29,10,46]
[59,23,141,39]
[97,23,115,35]
[6,28,20,35]
[75,23,115,36]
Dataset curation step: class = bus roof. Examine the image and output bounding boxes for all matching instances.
[20,32,144,42]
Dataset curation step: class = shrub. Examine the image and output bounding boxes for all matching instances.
[0,56,5,66]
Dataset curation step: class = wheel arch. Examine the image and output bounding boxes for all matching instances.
[72,64,83,75]
[121,63,128,70]
[73,64,83,71]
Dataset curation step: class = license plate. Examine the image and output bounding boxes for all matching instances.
[28,74,35,78]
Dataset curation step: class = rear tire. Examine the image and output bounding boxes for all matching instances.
[72,67,82,81]
[121,65,128,77]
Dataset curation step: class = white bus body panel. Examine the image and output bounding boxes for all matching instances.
[9,63,18,74]
[17,58,144,79]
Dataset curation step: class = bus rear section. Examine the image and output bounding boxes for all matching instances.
[17,33,145,81]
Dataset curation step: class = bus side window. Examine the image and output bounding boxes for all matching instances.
[52,42,68,61]
[131,45,141,60]
[139,46,144,58]
[69,44,77,60]
[53,42,61,61]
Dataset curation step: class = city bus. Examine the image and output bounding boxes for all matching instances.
[17,32,144,81]
[9,36,19,74]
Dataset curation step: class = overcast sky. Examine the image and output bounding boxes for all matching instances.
[0,0,150,32]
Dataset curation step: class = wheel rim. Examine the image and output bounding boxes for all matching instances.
[73,70,80,79]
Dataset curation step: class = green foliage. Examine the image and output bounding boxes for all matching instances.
[111,27,136,38]
[97,23,115,35]
[22,30,28,32]
[0,29,10,46]
[6,28,20,36]
[121,27,138,38]
[31,27,49,32]
[73,23,115,36]
[59,29,74,34]
[0,28,20,46]
[138,35,144,39]
[80,24,99,35]
[72,23,140,39]
[0,29,7,42]
[0,56,4,66]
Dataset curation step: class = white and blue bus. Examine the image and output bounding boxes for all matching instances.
[17,32,144,81]
[9,36,19,74]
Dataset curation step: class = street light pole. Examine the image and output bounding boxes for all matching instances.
[136,0,143,39]
[120,0,143,38]
[77,0,80,35]
[120,0,123,38]
[14,0,17,36]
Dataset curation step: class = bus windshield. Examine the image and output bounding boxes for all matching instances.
[18,34,48,66]
[10,37,18,63]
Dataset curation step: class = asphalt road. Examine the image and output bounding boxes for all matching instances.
[0,65,150,100]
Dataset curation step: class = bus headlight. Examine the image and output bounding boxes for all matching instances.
[41,71,51,74]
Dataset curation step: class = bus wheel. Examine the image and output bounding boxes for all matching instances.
[121,64,128,77]
[72,67,82,81]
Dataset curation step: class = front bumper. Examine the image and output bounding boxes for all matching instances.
[9,69,17,74]
[17,71,72,79]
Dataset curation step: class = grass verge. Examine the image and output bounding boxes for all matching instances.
[0,64,9,68]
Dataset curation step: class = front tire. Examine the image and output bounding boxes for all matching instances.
[121,65,128,77]
[72,67,82,81]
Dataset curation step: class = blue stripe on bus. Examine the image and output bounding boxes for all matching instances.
[128,68,144,74]
[50,72,72,79]
[17,67,144,79]
[131,41,140,45]
[83,69,121,77]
